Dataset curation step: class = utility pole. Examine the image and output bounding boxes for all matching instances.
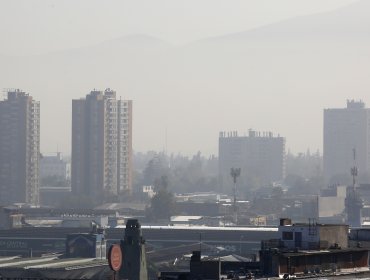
[230,168,241,225]
[351,148,358,188]
[345,147,363,227]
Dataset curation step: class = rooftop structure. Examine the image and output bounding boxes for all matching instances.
[119,219,148,280]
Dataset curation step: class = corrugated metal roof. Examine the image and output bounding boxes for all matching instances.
[0,257,57,268]
[26,258,99,269]
[0,257,107,270]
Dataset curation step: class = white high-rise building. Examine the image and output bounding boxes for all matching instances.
[71,89,132,201]
[323,100,370,183]
[0,90,40,205]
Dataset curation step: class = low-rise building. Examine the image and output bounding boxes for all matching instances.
[260,218,369,278]
[319,185,347,220]
[277,218,348,250]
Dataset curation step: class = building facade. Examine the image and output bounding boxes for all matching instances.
[323,100,370,183]
[260,218,366,278]
[219,130,285,192]
[0,89,40,205]
[40,152,70,181]
[71,89,132,202]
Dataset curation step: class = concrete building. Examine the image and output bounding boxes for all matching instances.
[0,89,40,205]
[276,218,348,250]
[219,129,285,191]
[319,185,347,221]
[324,100,370,183]
[260,218,368,278]
[40,152,70,180]
[71,89,132,201]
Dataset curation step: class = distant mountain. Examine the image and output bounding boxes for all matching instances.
[100,34,172,48]
[1,1,370,156]
[36,34,172,59]
[199,0,370,44]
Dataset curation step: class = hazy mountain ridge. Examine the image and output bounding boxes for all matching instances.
[200,0,370,44]
[1,1,369,156]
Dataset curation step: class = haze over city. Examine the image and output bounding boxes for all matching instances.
[3,2,370,279]
[0,0,368,156]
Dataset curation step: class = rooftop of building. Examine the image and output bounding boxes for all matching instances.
[2,89,33,101]
[139,225,278,232]
[278,247,369,258]
[0,256,111,279]
[40,153,66,162]
[347,99,365,109]
[279,218,347,228]
[0,256,107,269]
[170,216,203,223]
[325,99,367,110]
[283,223,348,227]
[219,129,283,139]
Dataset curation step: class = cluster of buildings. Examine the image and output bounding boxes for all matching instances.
[1,214,370,279]
[219,99,370,189]
[1,87,370,216]
[0,219,148,280]
[0,89,133,207]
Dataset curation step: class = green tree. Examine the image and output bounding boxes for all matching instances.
[147,175,176,221]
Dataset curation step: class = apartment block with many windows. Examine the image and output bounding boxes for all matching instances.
[0,89,40,205]
[71,89,132,202]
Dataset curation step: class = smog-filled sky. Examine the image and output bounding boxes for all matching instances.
[0,0,367,156]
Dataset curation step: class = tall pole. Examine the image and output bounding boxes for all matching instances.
[351,148,358,188]
[199,232,202,253]
[230,168,241,225]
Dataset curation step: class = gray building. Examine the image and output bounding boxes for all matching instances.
[219,130,285,192]
[71,89,132,202]
[323,100,370,183]
[40,152,70,181]
[0,89,40,205]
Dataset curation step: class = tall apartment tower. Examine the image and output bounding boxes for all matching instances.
[323,100,370,183]
[0,89,40,205]
[71,89,132,201]
[219,130,285,192]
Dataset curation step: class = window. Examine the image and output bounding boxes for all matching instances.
[282,231,293,240]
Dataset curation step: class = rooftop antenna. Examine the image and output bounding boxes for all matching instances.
[351,148,358,188]
[230,167,241,225]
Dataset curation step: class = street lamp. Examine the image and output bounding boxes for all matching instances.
[239,235,244,255]
[230,168,241,224]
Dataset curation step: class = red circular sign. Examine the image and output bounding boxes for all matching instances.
[108,244,123,272]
